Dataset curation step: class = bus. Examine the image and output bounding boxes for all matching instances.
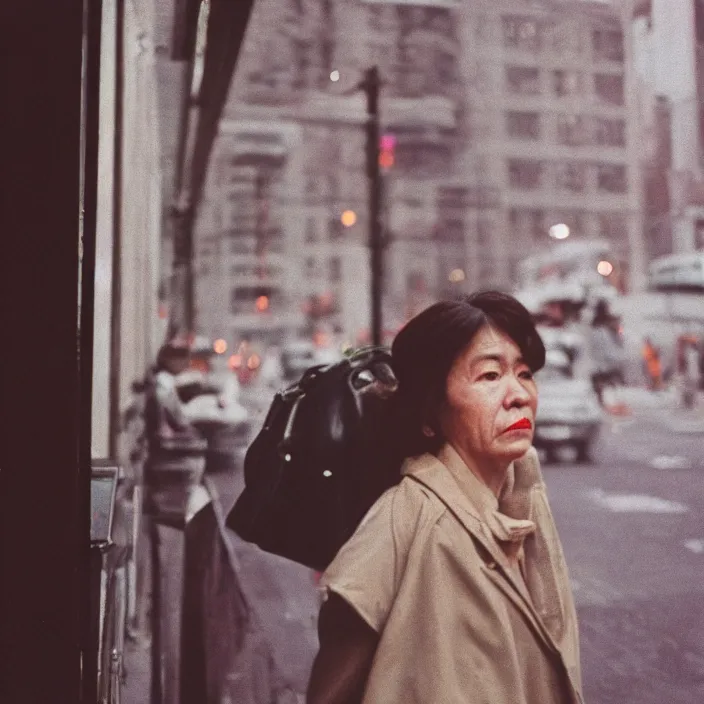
[514,239,621,322]
[516,239,621,293]
[647,252,704,293]
[612,252,704,382]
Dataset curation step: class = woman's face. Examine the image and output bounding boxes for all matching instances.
[438,325,538,469]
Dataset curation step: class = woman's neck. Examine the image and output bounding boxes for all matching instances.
[449,443,511,498]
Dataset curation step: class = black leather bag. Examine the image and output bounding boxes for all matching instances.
[226,347,403,572]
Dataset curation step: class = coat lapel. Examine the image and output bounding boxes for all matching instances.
[404,457,562,656]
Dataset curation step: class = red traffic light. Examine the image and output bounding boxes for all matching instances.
[379,134,396,169]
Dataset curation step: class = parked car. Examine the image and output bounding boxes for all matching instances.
[281,340,319,384]
[174,368,251,452]
[536,324,585,367]
[534,349,602,463]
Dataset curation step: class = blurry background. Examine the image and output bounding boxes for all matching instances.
[82,1,704,703]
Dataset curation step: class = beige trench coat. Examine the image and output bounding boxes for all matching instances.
[320,445,584,704]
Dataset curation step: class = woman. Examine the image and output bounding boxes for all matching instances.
[307,291,583,704]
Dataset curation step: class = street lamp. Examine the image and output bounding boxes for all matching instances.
[549,223,570,240]
[341,209,357,227]
[597,260,614,277]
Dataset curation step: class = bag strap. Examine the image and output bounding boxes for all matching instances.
[278,393,305,459]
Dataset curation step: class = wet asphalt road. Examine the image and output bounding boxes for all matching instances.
[236,385,704,703]
[545,399,704,704]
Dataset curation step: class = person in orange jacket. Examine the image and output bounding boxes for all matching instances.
[641,338,662,391]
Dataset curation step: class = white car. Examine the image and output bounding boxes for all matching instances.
[534,350,602,463]
[280,341,319,384]
[174,369,250,449]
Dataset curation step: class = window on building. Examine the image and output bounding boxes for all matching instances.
[478,217,494,246]
[592,28,624,62]
[696,1,704,44]
[427,7,453,35]
[435,49,457,86]
[230,236,256,255]
[266,232,285,254]
[306,257,316,274]
[557,114,590,146]
[292,38,310,89]
[505,66,540,94]
[231,263,253,277]
[509,208,545,241]
[503,16,540,52]
[230,285,277,314]
[407,270,427,293]
[596,164,627,193]
[695,218,704,247]
[368,5,384,32]
[328,216,344,240]
[599,212,628,240]
[594,73,624,105]
[436,218,465,243]
[506,111,540,139]
[555,162,587,192]
[329,257,342,282]
[305,217,317,243]
[327,174,340,200]
[396,143,452,177]
[550,210,586,236]
[594,117,626,146]
[553,69,582,97]
[508,159,543,189]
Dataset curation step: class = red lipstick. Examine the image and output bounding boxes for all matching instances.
[504,418,532,433]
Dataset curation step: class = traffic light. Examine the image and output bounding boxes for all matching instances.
[379,134,395,170]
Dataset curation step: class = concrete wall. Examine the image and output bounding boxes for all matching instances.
[91,0,167,458]
[92,0,117,458]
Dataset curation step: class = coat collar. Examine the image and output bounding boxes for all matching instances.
[401,446,563,656]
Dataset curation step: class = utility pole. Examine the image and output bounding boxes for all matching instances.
[361,66,383,347]
[170,202,195,340]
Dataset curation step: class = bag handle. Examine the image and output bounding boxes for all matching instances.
[278,393,304,460]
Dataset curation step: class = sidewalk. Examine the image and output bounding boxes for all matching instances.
[123,635,152,703]
[614,386,704,433]
[121,468,318,704]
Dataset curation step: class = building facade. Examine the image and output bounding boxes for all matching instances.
[631,0,704,257]
[92,0,171,456]
[194,0,646,350]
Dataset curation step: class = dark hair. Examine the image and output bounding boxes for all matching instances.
[389,290,545,457]
[592,299,613,327]
[156,340,190,370]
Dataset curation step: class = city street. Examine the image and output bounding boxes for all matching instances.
[235,386,704,704]
[548,391,704,704]
[123,387,704,703]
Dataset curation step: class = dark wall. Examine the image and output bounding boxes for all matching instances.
[2,1,89,701]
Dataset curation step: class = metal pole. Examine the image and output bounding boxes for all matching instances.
[363,66,383,347]
[80,0,102,698]
[150,518,163,704]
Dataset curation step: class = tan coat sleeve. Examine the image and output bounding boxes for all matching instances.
[319,479,428,633]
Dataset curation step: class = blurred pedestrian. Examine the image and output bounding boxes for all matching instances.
[677,334,701,409]
[641,337,663,391]
[588,299,625,406]
[146,337,197,442]
[307,291,583,704]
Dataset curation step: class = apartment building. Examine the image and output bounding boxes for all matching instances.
[194,0,646,349]
[631,0,704,256]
